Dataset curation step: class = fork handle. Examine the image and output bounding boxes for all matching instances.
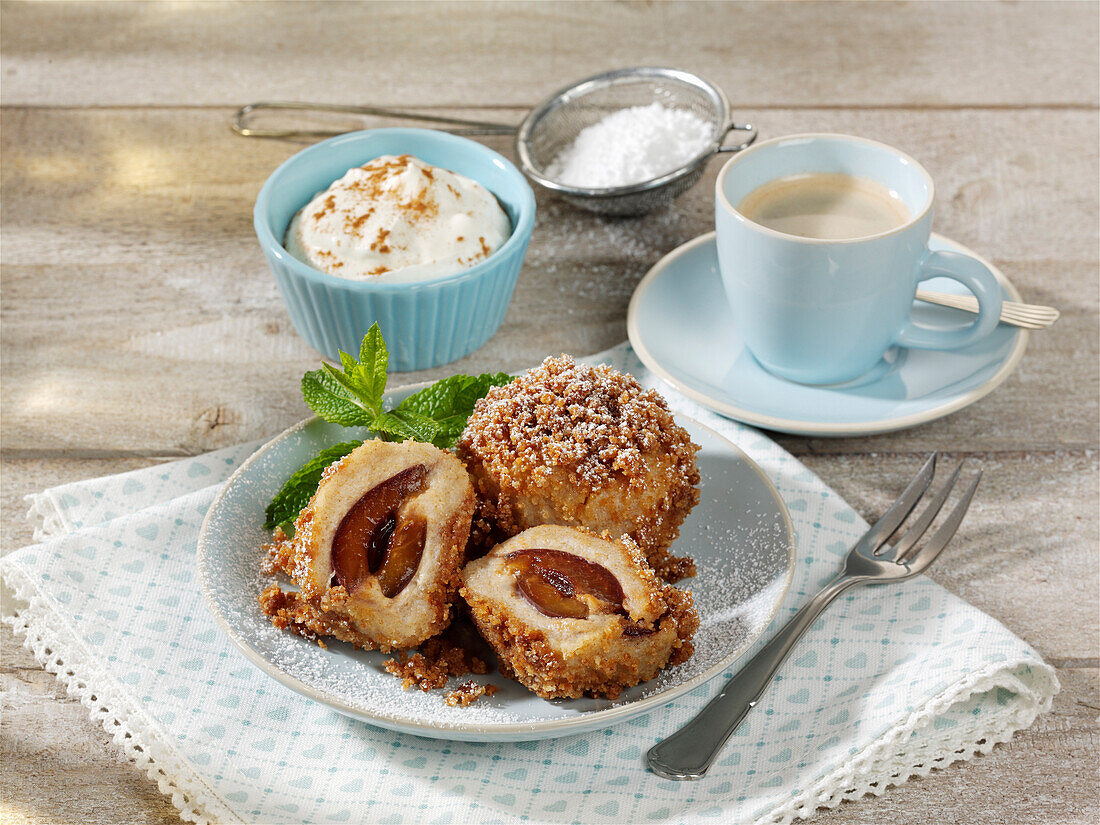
[646,573,861,780]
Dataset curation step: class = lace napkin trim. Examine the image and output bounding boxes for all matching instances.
[25,492,72,543]
[766,659,1056,823]
[2,562,241,825]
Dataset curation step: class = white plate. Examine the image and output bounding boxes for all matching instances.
[627,232,1028,437]
[197,395,795,742]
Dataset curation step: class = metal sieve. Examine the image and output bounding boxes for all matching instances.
[233,67,756,216]
[514,67,755,215]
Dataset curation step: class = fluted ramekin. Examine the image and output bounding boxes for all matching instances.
[254,128,535,371]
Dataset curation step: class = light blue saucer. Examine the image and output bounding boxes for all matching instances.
[627,232,1027,437]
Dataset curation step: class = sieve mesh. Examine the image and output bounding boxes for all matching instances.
[516,68,736,216]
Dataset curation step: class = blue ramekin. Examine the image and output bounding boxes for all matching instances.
[254,128,535,371]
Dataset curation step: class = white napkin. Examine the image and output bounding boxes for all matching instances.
[2,344,1057,825]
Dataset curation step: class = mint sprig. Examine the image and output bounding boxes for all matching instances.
[265,324,512,529]
[300,324,388,426]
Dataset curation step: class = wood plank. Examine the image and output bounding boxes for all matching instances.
[2,622,1094,825]
[2,107,1097,457]
[2,1,1097,109]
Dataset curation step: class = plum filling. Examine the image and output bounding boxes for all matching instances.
[331,464,428,598]
[376,515,427,597]
[505,549,624,619]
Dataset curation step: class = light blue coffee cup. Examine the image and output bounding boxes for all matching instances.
[715,133,1003,385]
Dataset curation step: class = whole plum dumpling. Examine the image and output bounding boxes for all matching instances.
[455,355,700,581]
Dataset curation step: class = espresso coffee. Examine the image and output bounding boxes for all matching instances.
[737,172,911,240]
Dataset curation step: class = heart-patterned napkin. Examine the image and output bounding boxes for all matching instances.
[2,344,1057,824]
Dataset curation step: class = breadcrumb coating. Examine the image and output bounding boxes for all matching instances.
[460,528,699,699]
[258,583,375,650]
[457,355,700,580]
[444,681,499,707]
[382,624,491,691]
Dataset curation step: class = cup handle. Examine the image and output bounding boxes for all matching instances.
[895,249,1004,350]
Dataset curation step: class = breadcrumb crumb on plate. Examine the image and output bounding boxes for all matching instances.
[197,384,795,742]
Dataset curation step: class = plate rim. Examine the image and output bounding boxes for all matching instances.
[196,403,797,740]
[626,231,1029,437]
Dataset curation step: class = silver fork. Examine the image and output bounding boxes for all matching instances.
[646,453,981,780]
[916,289,1059,329]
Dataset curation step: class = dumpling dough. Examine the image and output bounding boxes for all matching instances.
[461,525,698,699]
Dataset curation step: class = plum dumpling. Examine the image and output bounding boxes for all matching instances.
[460,525,698,699]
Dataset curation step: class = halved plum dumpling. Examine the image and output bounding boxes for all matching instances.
[460,525,699,699]
[283,439,475,652]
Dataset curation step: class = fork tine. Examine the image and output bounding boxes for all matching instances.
[899,471,983,574]
[1007,307,1059,319]
[887,462,964,563]
[857,453,937,556]
[1002,310,1055,325]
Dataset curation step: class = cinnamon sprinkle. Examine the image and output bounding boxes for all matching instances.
[370,227,391,253]
[347,209,375,234]
[312,194,336,220]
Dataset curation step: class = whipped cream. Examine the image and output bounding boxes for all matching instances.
[284,154,511,282]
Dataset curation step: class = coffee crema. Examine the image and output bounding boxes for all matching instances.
[737,172,911,240]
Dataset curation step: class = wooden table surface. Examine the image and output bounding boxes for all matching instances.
[1,2,1097,822]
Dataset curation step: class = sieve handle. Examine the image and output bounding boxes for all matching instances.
[232,102,517,139]
[715,122,758,153]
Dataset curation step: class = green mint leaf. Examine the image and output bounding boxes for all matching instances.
[298,323,389,426]
[373,410,442,444]
[397,372,511,447]
[264,440,363,530]
[357,323,389,405]
[397,372,511,418]
[321,362,382,417]
[338,350,359,376]
[301,368,375,426]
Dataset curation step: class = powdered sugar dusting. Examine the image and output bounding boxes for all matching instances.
[459,354,695,491]
[198,410,793,738]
